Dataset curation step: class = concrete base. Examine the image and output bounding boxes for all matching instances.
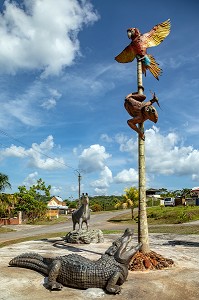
[1,233,199,300]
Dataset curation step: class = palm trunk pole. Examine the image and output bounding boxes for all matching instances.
[137,59,150,253]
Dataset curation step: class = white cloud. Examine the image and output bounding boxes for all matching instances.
[78,144,111,173]
[116,126,199,179]
[23,171,38,187]
[118,136,137,153]
[41,88,61,110]
[90,166,113,189]
[2,145,27,158]
[41,98,57,110]
[51,186,62,195]
[0,81,63,128]
[145,127,194,175]
[114,168,138,184]
[3,96,41,127]
[71,185,79,192]
[100,133,112,143]
[93,188,108,195]
[0,135,66,170]
[0,0,99,76]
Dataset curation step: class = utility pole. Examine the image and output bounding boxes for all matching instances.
[75,170,82,206]
[78,172,81,201]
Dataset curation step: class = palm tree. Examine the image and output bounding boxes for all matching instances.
[123,186,139,219]
[137,59,150,253]
[0,173,11,192]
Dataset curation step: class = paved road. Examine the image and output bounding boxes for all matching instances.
[0,210,132,243]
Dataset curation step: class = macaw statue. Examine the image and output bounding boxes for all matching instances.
[115,19,171,80]
[124,92,160,140]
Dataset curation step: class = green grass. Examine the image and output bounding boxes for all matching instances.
[147,206,199,224]
[0,227,15,233]
[0,231,67,248]
[102,229,123,234]
[26,215,69,225]
[130,224,199,235]
[109,206,199,225]
[148,225,199,235]
[108,206,199,235]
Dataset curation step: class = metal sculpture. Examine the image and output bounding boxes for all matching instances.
[72,193,90,230]
[115,19,170,253]
[115,19,171,80]
[9,228,142,294]
[124,91,160,140]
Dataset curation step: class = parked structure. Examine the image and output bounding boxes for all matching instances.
[47,196,68,218]
[164,197,175,207]
[190,187,199,206]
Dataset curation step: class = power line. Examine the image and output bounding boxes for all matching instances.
[0,128,76,171]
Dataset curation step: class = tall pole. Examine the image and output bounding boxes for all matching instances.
[75,170,82,206]
[137,58,150,253]
[78,172,81,204]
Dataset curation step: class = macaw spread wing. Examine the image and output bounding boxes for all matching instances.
[115,43,136,63]
[143,19,171,48]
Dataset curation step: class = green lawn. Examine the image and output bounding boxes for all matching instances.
[108,206,199,235]
[0,227,15,233]
[109,206,199,225]
[27,215,69,225]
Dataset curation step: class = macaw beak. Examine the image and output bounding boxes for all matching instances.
[127,30,132,39]
[127,28,135,39]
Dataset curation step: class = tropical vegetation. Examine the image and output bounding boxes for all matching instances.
[0,173,11,192]
[0,178,51,222]
[0,171,197,224]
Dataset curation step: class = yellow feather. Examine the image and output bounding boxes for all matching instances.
[115,44,136,63]
[144,19,171,48]
[142,54,162,80]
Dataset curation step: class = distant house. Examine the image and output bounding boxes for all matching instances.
[47,196,68,218]
[146,188,164,206]
[191,187,199,197]
[189,187,199,206]
[146,188,161,198]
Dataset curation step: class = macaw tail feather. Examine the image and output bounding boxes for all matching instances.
[142,54,162,80]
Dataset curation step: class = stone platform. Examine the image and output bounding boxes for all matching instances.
[1,233,199,300]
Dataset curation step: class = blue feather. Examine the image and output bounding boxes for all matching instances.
[143,55,151,66]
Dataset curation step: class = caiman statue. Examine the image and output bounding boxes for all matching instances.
[9,228,141,294]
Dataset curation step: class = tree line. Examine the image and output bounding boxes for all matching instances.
[0,172,193,223]
[0,174,51,222]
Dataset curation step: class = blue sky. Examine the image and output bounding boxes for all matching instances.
[0,0,199,199]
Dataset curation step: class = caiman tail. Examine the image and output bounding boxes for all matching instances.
[142,54,162,80]
[9,253,52,275]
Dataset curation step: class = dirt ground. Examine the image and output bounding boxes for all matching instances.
[1,232,199,300]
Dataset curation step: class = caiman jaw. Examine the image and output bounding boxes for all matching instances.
[114,229,142,264]
[115,229,133,263]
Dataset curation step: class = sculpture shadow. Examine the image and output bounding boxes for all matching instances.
[40,238,103,256]
[165,240,199,247]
